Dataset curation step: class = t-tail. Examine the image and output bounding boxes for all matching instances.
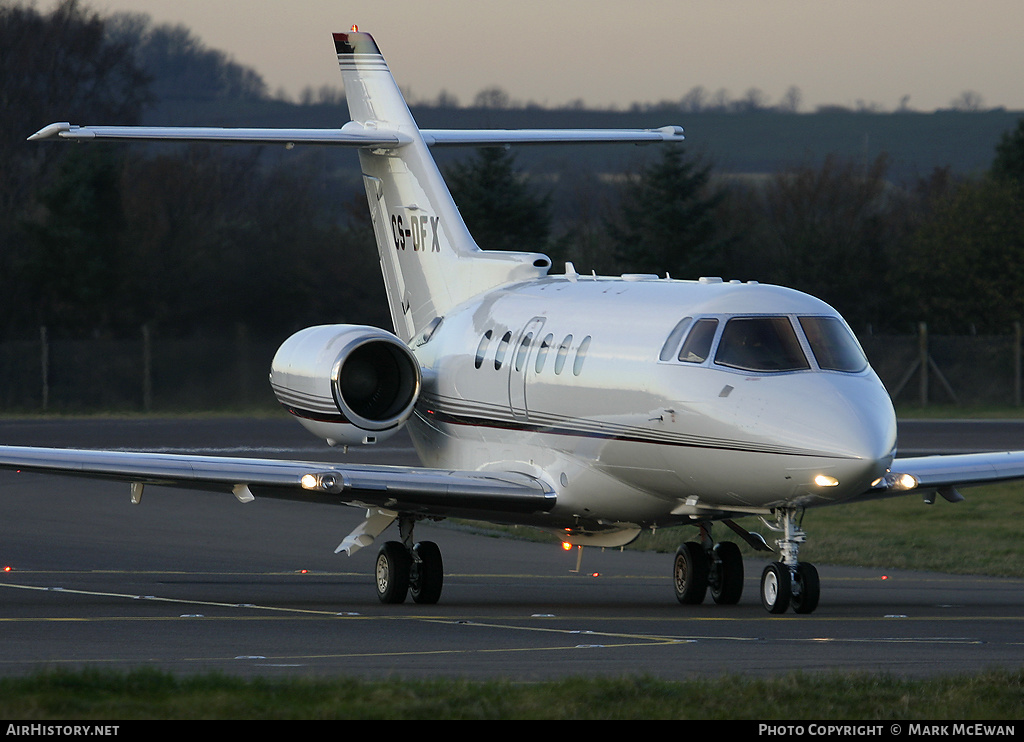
[28,27,685,343]
[334,30,551,341]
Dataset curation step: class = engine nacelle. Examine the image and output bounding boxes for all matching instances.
[270,325,421,446]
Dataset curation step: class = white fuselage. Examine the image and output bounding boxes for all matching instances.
[407,274,897,540]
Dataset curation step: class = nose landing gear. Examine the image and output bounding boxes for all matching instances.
[759,507,820,614]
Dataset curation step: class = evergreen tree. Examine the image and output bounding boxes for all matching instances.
[992,118,1024,187]
[444,147,552,253]
[608,146,725,277]
[20,146,127,335]
[900,176,1024,333]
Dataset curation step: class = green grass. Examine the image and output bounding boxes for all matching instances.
[1,667,1022,720]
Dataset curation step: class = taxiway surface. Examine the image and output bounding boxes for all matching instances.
[1,416,1023,679]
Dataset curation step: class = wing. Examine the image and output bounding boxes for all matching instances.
[0,444,555,521]
[857,450,1024,503]
[28,122,684,148]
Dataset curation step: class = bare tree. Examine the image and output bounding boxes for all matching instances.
[950,90,986,112]
[472,86,511,109]
[778,86,802,113]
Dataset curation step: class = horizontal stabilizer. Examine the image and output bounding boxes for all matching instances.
[29,122,684,148]
[422,126,685,147]
[27,121,412,147]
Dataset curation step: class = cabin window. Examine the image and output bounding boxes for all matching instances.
[678,318,718,363]
[715,317,809,372]
[799,316,868,373]
[660,317,693,361]
[554,335,573,375]
[494,331,512,370]
[573,336,592,376]
[475,330,492,369]
[535,333,554,373]
[514,332,533,372]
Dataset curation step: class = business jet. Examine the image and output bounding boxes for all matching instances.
[7,29,1024,614]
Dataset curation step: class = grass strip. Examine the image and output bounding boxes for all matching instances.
[0,667,1022,720]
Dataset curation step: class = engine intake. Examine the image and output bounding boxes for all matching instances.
[270,325,421,446]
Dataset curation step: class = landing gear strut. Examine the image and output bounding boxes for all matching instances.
[374,516,444,605]
[759,507,820,614]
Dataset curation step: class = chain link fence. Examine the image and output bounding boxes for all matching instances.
[0,328,280,413]
[1,324,1021,413]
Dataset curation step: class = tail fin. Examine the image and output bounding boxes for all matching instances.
[29,28,683,345]
[334,31,551,341]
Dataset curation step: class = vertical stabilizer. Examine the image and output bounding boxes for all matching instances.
[334,31,551,341]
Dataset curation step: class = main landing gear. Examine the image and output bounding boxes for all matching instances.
[672,525,745,606]
[374,517,444,605]
[673,509,821,615]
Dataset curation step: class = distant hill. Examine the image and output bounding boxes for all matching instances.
[118,10,1021,185]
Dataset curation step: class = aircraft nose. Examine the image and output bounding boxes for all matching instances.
[797,374,897,491]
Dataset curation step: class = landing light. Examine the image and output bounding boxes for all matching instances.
[896,473,918,490]
[871,472,919,491]
[814,474,840,488]
[562,541,572,551]
[301,474,318,490]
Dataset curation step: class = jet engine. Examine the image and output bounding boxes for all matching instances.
[270,325,421,446]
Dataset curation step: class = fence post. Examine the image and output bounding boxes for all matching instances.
[142,324,153,412]
[918,322,929,407]
[40,326,49,412]
[1016,322,1022,407]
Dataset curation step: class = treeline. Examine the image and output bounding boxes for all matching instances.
[0,1,388,342]
[451,130,1024,336]
[2,1,1023,346]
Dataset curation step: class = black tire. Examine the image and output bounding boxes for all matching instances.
[760,562,791,614]
[375,541,411,604]
[791,562,820,614]
[673,542,709,604]
[410,541,444,605]
[710,541,744,605]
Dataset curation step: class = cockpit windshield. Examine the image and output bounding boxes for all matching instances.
[714,317,810,372]
[798,316,868,373]
[660,313,869,374]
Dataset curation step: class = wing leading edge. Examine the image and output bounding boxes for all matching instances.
[0,445,556,518]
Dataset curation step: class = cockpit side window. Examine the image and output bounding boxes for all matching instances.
[799,316,868,373]
[715,317,810,372]
[659,317,693,361]
[678,318,719,363]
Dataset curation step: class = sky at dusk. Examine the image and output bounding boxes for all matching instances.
[58,0,1024,112]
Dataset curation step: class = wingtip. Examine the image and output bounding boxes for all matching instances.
[657,125,686,142]
[27,122,71,141]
